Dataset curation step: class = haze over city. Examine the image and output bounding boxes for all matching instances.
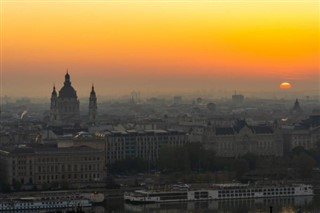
[1,0,319,98]
[1,1,320,212]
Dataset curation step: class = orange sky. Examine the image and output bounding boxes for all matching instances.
[1,1,319,98]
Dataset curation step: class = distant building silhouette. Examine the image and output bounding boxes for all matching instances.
[50,72,80,126]
[232,93,244,105]
[50,71,97,126]
[173,96,182,105]
[89,84,97,124]
[207,102,216,112]
[291,99,303,114]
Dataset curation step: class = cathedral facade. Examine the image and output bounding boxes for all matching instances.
[49,72,97,126]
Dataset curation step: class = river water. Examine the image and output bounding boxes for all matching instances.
[97,195,320,213]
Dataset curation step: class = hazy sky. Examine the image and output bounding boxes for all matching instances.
[1,0,319,98]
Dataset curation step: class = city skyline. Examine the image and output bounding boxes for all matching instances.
[1,1,319,98]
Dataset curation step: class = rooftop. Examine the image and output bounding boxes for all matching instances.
[0,143,100,155]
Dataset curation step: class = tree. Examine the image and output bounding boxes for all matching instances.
[309,139,320,166]
[185,142,202,171]
[0,183,11,193]
[291,146,309,157]
[243,153,258,170]
[158,145,190,172]
[231,159,249,180]
[105,176,120,189]
[200,149,216,171]
[12,180,22,191]
[158,143,219,173]
[292,154,316,179]
[108,158,149,174]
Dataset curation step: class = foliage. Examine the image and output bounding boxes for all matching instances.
[107,142,320,181]
[12,179,22,191]
[0,183,11,193]
[290,149,317,179]
[157,143,217,172]
[60,181,70,189]
[231,159,249,179]
[41,183,50,190]
[105,176,120,189]
[108,158,149,174]
[243,153,258,170]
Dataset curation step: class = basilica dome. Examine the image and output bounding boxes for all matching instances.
[58,72,78,99]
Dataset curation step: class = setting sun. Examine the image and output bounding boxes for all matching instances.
[279,82,292,89]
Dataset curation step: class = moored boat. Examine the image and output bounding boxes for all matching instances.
[0,196,91,211]
[0,191,104,211]
[38,191,105,203]
[124,183,313,204]
[81,192,104,203]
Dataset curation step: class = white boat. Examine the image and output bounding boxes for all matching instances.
[0,191,104,211]
[124,183,313,203]
[81,192,105,203]
[124,196,313,212]
[0,196,91,211]
[38,191,105,203]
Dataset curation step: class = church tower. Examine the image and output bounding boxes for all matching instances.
[49,85,58,124]
[89,84,97,124]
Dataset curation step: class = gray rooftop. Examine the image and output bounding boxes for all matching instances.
[0,143,100,155]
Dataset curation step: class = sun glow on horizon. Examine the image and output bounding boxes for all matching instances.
[2,1,319,97]
[280,82,292,89]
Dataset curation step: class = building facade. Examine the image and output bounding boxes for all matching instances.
[288,127,320,150]
[96,129,188,164]
[0,144,105,189]
[204,120,283,157]
[283,114,320,152]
